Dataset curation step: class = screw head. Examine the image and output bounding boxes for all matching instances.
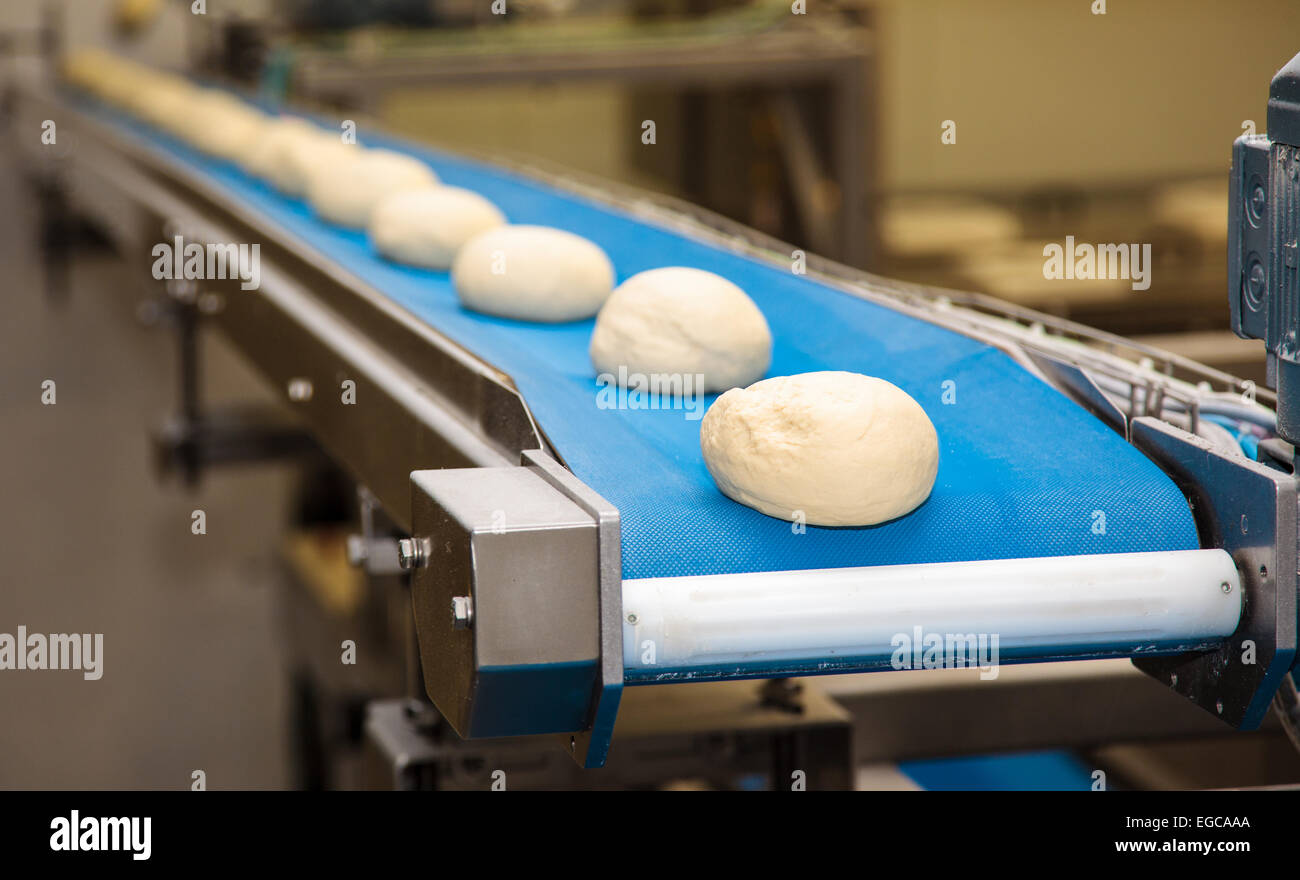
[1221,581,1232,594]
[287,377,314,402]
[1249,184,1266,221]
[396,537,424,570]
[1245,260,1267,309]
[451,595,474,630]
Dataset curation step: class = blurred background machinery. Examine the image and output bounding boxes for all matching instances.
[18,0,1300,347]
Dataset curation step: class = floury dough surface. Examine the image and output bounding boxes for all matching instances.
[588,267,771,392]
[243,116,331,189]
[183,91,268,163]
[371,186,506,269]
[700,371,939,527]
[306,148,438,228]
[271,130,360,198]
[452,225,614,321]
[131,79,195,136]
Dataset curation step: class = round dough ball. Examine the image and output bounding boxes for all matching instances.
[68,50,143,104]
[306,148,437,228]
[268,129,358,198]
[451,225,614,322]
[182,91,268,162]
[370,186,505,269]
[700,371,939,527]
[134,80,197,132]
[147,82,206,139]
[589,267,770,392]
[62,49,112,93]
[242,115,323,180]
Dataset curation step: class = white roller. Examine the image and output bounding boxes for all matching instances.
[622,550,1241,673]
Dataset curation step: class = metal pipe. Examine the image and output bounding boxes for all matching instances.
[622,550,1241,682]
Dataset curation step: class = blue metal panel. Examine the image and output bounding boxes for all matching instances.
[900,750,1101,791]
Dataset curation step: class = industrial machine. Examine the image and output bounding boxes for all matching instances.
[1227,50,1300,751]
[10,27,1300,788]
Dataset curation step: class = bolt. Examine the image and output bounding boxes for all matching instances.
[396,537,425,570]
[626,613,638,625]
[451,595,474,629]
[1249,184,1266,222]
[287,377,313,402]
[1221,581,1232,594]
[345,535,367,567]
[1245,260,1266,307]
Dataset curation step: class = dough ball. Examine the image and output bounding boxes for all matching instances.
[589,267,770,392]
[306,148,437,228]
[66,50,144,104]
[141,80,201,137]
[370,186,505,269]
[267,129,358,198]
[62,49,114,93]
[452,225,614,322]
[700,371,939,527]
[242,116,324,181]
[182,91,268,162]
[134,80,197,132]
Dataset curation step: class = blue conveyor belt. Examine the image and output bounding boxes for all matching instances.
[77,96,1201,579]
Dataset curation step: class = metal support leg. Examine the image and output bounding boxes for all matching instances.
[151,281,320,485]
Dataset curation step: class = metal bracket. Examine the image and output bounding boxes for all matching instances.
[148,283,319,485]
[407,451,623,767]
[152,404,319,485]
[1024,350,1129,439]
[362,699,442,791]
[345,487,405,576]
[1130,416,1297,728]
[521,449,624,769]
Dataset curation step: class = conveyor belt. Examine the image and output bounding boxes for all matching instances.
[72,94,1201,579]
